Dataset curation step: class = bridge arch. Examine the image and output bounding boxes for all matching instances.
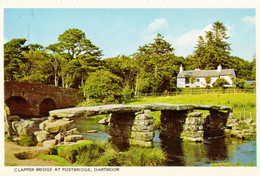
[39,98,56,116]
[5,96,30,117]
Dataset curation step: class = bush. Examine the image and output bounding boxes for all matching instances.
[82,70,123,104]
[213,78,230,88]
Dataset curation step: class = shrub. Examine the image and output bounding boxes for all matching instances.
[213,78,230,88]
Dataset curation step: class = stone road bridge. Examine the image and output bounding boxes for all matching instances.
[4,82,83,117]
[49,103,233,147]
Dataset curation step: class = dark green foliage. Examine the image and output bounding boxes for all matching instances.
[212,78,230,88]
[18,135,37,146]
[234,78,246,89]
[133,33,182,94]
[4,38,29,81]
[83,70,123,104]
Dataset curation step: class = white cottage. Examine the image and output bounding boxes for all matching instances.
[177,65,236,88]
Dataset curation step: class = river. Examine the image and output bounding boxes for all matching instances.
[74,117,256,166]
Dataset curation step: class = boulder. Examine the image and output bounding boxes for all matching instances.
[40,119,74,133]
[34,131,54,143]
[64,135,83,142]
[43,140,57,148]
[12,120,38,136]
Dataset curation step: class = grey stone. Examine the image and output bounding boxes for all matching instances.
[187,112,203,117]
[41,119,74,133]
[43,140,57,148]
[34,131,54,143]
[131,131,154,141]
[12,120,38,136]
[131,124,154,132]
[64,135,83,142]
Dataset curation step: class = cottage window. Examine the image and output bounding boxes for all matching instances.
[196,79,200,82]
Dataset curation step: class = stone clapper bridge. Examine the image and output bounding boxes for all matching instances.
[49,103,233,147]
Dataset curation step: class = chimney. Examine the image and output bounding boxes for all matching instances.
[217,64,222,72]
[179,64,183,73]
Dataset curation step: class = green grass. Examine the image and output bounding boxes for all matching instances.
[37,155,77,166]
[128,93,256,120]
[40,140,166,166]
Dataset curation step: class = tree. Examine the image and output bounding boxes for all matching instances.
[49,28,103,88]
[133,33,180,94]
[205,75,212,89]
[20,44,53,84]
[4,39,29,81]
[191,21,232,70]
[83,70,123,104]
[104,55,136,99]
[234,78,246,89]
[189,75,196,86]
[213,78,230,88]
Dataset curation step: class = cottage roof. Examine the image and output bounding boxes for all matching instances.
[177,69,235,78]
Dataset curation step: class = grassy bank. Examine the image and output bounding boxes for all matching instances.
[39,140,166,166]
[127,93,256,128]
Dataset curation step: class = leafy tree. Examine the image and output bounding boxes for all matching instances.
[189,75,196,86]
[83,70,123,104]
[104,55,136,99]
[191,21,231,70]
[205,75,212,88]
[4,39,29,81]
[49,28,103,88]
[234,78,246,89]
[212,78,230,88]
[20,44,53,84]
[133,33,180,94]
[250,55,256,80]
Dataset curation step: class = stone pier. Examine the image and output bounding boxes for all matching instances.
[109,112,155,147]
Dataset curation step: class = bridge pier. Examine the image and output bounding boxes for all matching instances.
[108,112,155,148]
[203,110,229,138]
[160,110,189,139]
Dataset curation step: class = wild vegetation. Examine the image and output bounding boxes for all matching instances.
[39,140,166,166]
[4,21,255,104]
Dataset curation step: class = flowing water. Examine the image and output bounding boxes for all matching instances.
[74,117,256,166]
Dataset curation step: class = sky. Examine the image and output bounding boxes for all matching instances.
[4,8,256,61]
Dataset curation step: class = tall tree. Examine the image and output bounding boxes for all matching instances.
[50,28,103,88]
[133,33,180,94]
[20,44,53,84]
[191,21,232,70]
[4,39,29,81]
